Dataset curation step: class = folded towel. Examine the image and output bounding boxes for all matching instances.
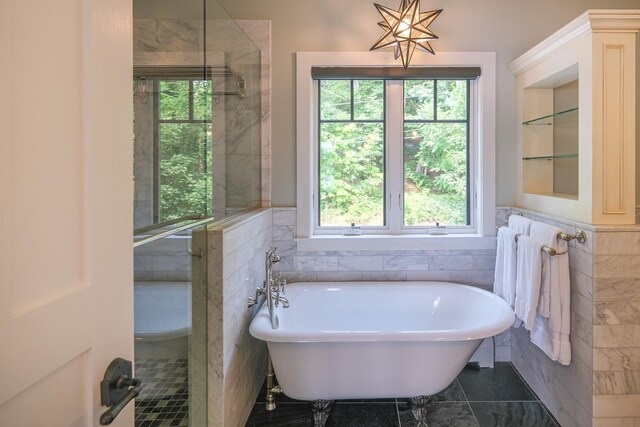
[508,215,533,235]
[513,235,544,330]
[494,227,519,307]
[530,300,571,365]
[529,221,572,365]
[529,222,568,317]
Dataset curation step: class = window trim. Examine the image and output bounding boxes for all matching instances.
[296,51,496,250]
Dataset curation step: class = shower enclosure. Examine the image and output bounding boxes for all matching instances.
[132,0,262,425]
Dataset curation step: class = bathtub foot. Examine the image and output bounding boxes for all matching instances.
[310,400,333,427]
[408,395,432,427]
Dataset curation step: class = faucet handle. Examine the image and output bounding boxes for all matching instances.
[275,274,287,295]
[278,296,290,309]
[247,286,265,308]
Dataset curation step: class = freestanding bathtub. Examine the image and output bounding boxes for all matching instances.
[250,281,515,402]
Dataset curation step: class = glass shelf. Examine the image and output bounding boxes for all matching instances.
[522,154,578,161]
[522,107,578,125]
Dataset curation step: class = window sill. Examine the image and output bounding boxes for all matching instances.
[295,234,496,252]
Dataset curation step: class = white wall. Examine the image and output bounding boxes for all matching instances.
[216,0,640,207]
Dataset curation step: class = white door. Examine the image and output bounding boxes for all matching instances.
[0,0,134,426]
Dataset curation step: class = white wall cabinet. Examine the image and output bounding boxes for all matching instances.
[509,10,640,224]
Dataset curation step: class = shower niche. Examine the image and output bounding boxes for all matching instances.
[510,11,637,225]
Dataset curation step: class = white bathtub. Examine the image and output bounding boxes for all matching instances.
[134,281,191,359]
[250,281,514,401]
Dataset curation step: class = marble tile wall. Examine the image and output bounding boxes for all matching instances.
[270,207,511,364]
[509,208,640,426]
[134,235,192,282]
[592,226,640,425]
[206,209,272,427]
[508,208,594,427]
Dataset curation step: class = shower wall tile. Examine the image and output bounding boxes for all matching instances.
[134,19,202,53]
[207,208,272,427]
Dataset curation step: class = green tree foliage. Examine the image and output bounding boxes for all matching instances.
[158,80,212,221]
[319,78,468,227]
[319,80,385,226]
[404,80,467,225]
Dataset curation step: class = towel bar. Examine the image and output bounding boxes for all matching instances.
[500,228,587,257]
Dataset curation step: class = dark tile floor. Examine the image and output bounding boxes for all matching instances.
[245,363,560,427]
[135,358,189,427]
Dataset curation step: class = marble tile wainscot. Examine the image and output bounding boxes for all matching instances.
[509,208,640,427]
[206,208,273,427]
[270,207,512,364]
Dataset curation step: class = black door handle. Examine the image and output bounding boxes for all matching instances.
[99,358,142,425]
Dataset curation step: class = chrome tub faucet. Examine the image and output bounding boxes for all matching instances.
[248,247,290,329]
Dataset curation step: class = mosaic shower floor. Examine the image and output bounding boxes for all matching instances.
[135,358,189,427]
[246,363,560,427]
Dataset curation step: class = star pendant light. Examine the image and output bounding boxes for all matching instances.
[370,0,442,69]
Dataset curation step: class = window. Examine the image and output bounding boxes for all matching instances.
[319,79,385,227]
[155,78,212,222]
[296,52,496,250]
[318,78,470,230]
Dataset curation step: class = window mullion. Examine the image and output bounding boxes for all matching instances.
[386,80,404,233]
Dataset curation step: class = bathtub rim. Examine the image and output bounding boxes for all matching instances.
[250,281,515,343]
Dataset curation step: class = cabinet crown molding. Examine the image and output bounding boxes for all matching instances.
[508,9,640,76]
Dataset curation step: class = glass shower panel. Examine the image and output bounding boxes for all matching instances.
[133,1,211,427]
[207,0,262,219]
[133,1,262,426]
[133,226,208,427]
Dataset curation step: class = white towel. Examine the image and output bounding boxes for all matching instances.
[508,215,533,235]
[529,222,572,365]
[529,222,568,317]
[513,235,543,330]
[493,226,519,307]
